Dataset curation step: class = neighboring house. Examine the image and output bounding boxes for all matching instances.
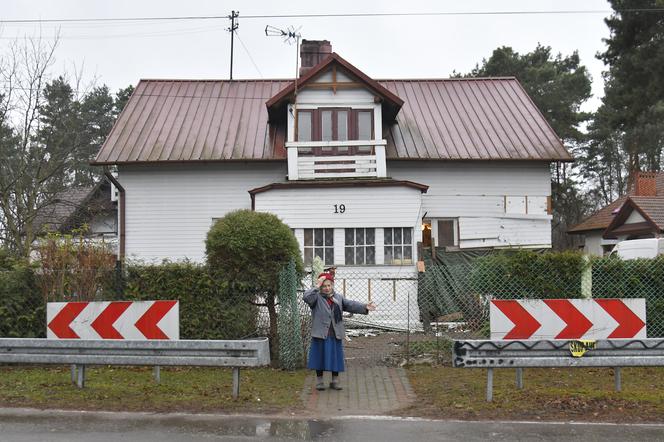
[92,40,570,270]
[33,180,118,248]
[569,172,664,255]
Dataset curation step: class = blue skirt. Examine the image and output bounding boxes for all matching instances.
[307,335,345,372]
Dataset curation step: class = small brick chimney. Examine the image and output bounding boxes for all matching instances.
[299,40,332,77]
[635,171,657,196]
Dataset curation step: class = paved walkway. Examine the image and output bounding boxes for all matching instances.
[301,366,415,415]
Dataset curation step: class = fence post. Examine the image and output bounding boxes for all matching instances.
[581,255,592,299]
[70,364,77,384]
[153,366,161,384]
[486,367,494,402]
[232,367,240,399]
[516,367,523,389]
[614,367,622,392]
[76,364,86,389]
[406,288,411,366]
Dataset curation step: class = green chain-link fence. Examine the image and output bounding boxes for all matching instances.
[277,260,304,370]
[4,250,664,368]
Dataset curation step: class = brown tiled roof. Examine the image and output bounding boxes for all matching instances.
[629,197,664,229]
[569,172,664,233]
[93,64,571,164]
[567,196,627,233]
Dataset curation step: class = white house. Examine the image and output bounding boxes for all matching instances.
[92,40,570,273]
[569,171,664,255]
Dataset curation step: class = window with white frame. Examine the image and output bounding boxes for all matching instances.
[304,228,334,266]
[345,228,375,265]
[384,227,413,265]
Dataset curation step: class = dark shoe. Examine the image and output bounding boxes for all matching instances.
[316,382,326,391]
[329,381,343,390]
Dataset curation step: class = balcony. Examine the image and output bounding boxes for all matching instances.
[285,140,387,180]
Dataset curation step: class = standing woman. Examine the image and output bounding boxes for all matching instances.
[303,272,376,391]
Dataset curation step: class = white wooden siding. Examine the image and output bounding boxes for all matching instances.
[625,210,646,224]
[119,163,286,262]
[390,161,552,248]
[296,85,375,105]
[459,217,551,248]
[253,186,423,228]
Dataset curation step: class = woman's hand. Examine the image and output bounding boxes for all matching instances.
[366,302,376,312]
[316,276,326,288]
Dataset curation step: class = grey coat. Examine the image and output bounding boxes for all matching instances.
[303,288,369,340]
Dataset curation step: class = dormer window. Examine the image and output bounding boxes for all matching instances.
[296,108,374,155]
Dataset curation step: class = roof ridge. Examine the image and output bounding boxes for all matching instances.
[136,77,520,83]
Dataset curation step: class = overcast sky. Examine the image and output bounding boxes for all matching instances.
[2,0,612,111]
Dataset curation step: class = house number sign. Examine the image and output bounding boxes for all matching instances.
[333,204,346,214]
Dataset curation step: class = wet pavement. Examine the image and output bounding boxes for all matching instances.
[0,408,663,441]
[301,366,415,415]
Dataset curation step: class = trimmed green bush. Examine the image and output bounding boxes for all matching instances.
[124,262,258,340]
[205,209,303,292]
[205,210,303,362]
[470,250,587,299]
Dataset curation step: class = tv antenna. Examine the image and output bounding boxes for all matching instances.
[265,25,304,135]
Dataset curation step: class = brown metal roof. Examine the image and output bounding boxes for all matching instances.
[93,79,291,164]
[93,77,571,165]
[249,178,429,195]
[381,78,570,161]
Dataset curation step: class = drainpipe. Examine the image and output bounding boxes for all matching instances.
[103,167,125,262]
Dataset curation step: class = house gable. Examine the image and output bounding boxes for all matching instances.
[266,52,403,123]
[603,197,663,239]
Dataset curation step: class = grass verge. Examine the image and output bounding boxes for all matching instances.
[0,366,307,413]
[405,365,664,423]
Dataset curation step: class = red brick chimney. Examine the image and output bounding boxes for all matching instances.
[635,171,657,196]
[299,40,332,77]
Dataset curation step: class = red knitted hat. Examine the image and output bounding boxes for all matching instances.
[318,272,334,282]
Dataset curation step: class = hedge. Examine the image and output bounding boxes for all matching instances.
[470,250,587,299]
[0,255,43,338]
[591,256,664,337]
[124,262,259,340]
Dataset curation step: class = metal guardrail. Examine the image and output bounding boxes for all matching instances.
[453,339,664,402]
[0,338,270,399]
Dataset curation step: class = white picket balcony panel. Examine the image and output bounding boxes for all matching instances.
[285,140,387,180]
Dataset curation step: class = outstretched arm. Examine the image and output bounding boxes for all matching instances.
[342,296,376,315]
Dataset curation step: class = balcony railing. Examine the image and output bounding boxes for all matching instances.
[285,140,387,180]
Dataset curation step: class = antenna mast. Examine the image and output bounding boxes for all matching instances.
[265,25,302,85]
[265,25,302,133]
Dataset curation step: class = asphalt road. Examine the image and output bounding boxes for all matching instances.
[0,409,662,441]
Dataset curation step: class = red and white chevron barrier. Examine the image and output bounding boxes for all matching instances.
[47,301,179,340]
[490,298,646,340]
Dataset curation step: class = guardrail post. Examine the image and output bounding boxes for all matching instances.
[232,367,240,399]
[516,368,523,389]
[153,366,161,384]
[70,364,77,384]
[76,364,86,389]
[614,367,622,392]
[486,368,494,402]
